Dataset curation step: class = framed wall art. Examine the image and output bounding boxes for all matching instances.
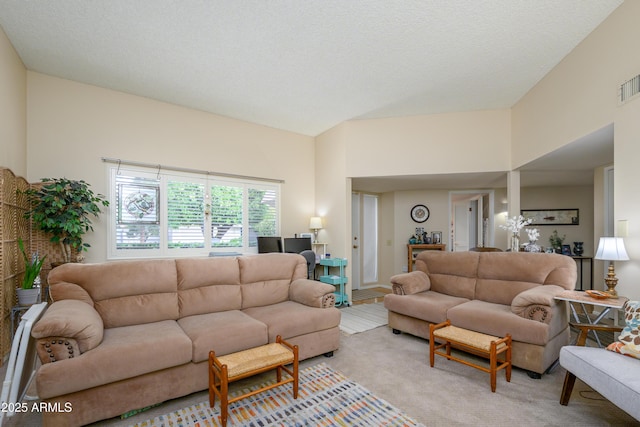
[520,209,579,226]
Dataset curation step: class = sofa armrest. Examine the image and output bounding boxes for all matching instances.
[511,285,565,324]
[390,271,430,295]
[31,299,104,364]
[290,279,337,308]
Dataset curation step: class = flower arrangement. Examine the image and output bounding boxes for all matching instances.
[500,215,532,251]
[500,215,532,234]
[526,228,540,242]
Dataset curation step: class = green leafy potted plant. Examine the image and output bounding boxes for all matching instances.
[549,230,566,253]
[22,178,109,264]
[17,238,46,305]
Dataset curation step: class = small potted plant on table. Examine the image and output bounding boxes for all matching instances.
[549,230,566,254]
[17,238,46,306]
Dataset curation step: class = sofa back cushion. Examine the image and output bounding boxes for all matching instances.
[176,257,242,317]
[416,251,479,300]
[239,253,307,308]
[475,252,577,305]
[48,259,179,328]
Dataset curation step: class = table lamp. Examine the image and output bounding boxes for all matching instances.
[594,237,629,297]
[309,217,323,243]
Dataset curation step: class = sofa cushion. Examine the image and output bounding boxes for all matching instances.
[383,292,469,324]
[178,310,268,362]
[176,257,242,317]
[36,320,192,399]
[417,251,479,299]
[239,253,306,308]
[560,346,640,420]
[48,259,180,328]
[243,301,341,341]
[475,252,577,305]
[446,300,561,345]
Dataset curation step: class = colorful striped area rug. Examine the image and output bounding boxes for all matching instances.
[131,363,424,426]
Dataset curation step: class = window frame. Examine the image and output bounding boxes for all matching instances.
[107,165,281,259]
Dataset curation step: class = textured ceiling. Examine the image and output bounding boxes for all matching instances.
[0,0,623,137]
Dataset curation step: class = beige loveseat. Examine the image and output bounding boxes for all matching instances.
[31,253,340,426]
[384,251,576,377]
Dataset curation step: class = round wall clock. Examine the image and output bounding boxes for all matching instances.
[410,204,430,223]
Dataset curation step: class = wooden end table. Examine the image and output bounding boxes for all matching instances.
[554,290,628,347]
[208,336,299,427]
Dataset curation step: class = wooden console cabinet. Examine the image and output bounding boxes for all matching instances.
[407,243,446,272]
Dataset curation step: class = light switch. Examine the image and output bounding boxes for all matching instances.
[617,220,628,238]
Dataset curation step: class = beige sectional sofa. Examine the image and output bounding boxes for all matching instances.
[31,253,340,426]
[384,251,576,377]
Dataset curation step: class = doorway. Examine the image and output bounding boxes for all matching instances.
[352,192,379,290]
[450,190,495,251]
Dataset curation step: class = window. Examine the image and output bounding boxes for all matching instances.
[108,166,280,259]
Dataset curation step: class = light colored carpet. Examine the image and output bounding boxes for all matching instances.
[339,302,387,334]
[130,362,424,426]
[4,326,638,426]
[351,288,387,302]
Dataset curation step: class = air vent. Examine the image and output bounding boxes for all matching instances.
[619,74,640,104]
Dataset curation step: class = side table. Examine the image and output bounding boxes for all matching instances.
[554,290,627,347]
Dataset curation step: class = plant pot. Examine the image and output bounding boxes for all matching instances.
[16,287,40,306]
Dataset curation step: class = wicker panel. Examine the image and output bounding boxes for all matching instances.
[0,168,32,364]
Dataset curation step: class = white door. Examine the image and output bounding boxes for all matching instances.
[361,194,378,285]
[453,201,470,251]
[351,193,361,290]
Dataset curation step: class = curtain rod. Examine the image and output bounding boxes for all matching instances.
[101,157,284,184]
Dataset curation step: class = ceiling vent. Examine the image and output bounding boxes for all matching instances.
[619,74,640,104]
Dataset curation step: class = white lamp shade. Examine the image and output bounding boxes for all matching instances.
[309,217,323,230]
[595,237,629,261]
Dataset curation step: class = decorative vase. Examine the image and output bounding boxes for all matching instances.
[525,240,541,252]
[573,242,584,256]
[510,233,520,252]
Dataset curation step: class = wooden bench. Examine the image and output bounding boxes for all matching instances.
[429,320,511,392]
[208,336,299,427]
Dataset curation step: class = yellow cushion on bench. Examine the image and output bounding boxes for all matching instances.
[217,343,293,378]
[433,325,506,352]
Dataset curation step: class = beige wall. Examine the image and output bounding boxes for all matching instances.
[26,72,315,262]
[0,26,26,175]
[521,186,594,255]
[344,109,511,177]
[392,189,450,275]
[511,1,638,169]
[377,191,395,287]
[512,0,640,299]
[614,95,640,299]
[592,165,609,290]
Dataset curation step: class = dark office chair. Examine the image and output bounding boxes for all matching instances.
[300,250,316,279]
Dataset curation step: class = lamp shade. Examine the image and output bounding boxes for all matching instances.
[309,217,323,230]
[595,237,629,261]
